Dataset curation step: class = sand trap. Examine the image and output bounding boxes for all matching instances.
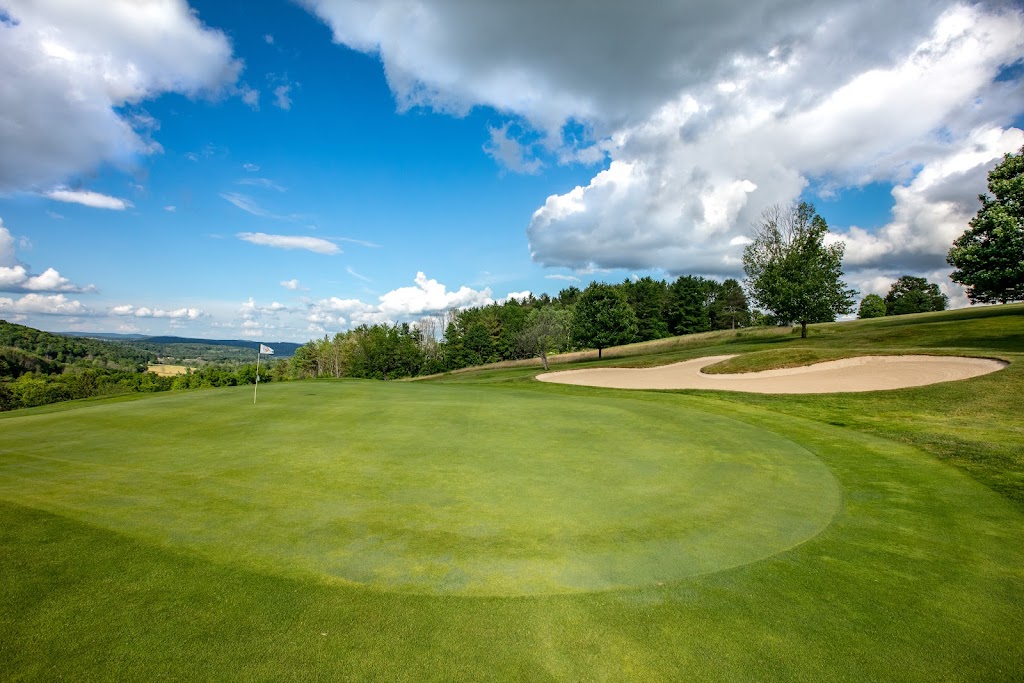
[536,354,1007,394]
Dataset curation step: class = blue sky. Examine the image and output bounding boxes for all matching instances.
[1,0,1022,341]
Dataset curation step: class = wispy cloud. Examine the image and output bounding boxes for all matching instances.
[346,266,372,282]
[237,177,286,192]
[46,188,132,210]
[544,274,581,282]
[237,232,340,255]
[243,163,260,172]
[221,192,272,217]
[336,237,382,248]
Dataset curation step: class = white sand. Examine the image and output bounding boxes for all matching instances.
[536,354,1007,394]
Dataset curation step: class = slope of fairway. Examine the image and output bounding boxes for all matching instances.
[0,381,838,595]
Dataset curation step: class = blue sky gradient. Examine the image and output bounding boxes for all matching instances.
[1,0,1021,340]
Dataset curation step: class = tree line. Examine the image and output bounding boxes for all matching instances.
[279,275,753,380]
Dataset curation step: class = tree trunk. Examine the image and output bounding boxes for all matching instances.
[540,350,549,371]
[800,321,807,338]
[598,347,603,359]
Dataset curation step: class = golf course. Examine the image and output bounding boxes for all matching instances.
[2,305,1023,681]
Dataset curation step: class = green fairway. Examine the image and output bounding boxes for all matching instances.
[0,382,839,595]
[2,306,1023,681]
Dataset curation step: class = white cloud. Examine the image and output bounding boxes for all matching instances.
[0,293,89,315]
[237,177,286,191]
[240,297,288,319]
[0,0,240,192]
[483,123,542,174]
[0,221,95,293]
[111,305,203,319]
[544,274,581,282]
[243,163,261,172]
[346,266,371,282]
[525,4,1024,281]
[264,34,275,45]
[221,192,273,217]
[378,272,493,317]
[274,84,292,110]
[307,272,494,330]
[280,278,306,290]
[0,221,15,267]
[237,232,340,254]
[503,290,531,302]
[46,188,132,210]
[0,265,95,293]
[164,205,176,212]
[240,85,260,110]
[302,0,1022,295]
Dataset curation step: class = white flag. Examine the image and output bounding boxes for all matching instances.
[259,344,274,355]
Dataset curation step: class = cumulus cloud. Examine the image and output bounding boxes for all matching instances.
[240,297,288,318]
[111,305,203,319]
[237,232,340,254]
[307,272,495,329]
[526,3,1024,282]
[0,221,15,267]
[0,265,96,293]
[280,278,306,290]
[302,0,1023,294]
[0,0,240,192]
[0,221,95,293]
[45,188,133,210]
[0,293,89,315]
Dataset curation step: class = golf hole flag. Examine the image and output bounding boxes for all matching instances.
[254,344,273,403]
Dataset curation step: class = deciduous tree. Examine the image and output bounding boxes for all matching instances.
[857,294,887,319]
[948,146,1024,304]
[742,202,855,338]
[570,283,638,358]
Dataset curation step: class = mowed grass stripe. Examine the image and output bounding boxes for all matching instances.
[0,381,839,595]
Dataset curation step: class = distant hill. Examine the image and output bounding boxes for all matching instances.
[61,332,301,358]
[63,331,149,341]
[137,337,301,357]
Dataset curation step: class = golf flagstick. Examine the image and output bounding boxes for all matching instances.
[254,343,274,404]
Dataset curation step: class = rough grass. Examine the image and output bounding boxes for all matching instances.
[1,304,1023,680]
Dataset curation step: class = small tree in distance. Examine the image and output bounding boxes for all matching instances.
[570,283,638,359]
[518,307,570,371]
[742,202,856,338]
[858,294,887,319]
[948,146,1024,304]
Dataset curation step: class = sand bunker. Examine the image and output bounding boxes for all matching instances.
[536,354,1006,394]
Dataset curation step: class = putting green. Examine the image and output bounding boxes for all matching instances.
[0,382,840,595]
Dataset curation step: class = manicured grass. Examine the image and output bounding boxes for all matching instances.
[0,383,840,596]
[2,305,1023,680]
